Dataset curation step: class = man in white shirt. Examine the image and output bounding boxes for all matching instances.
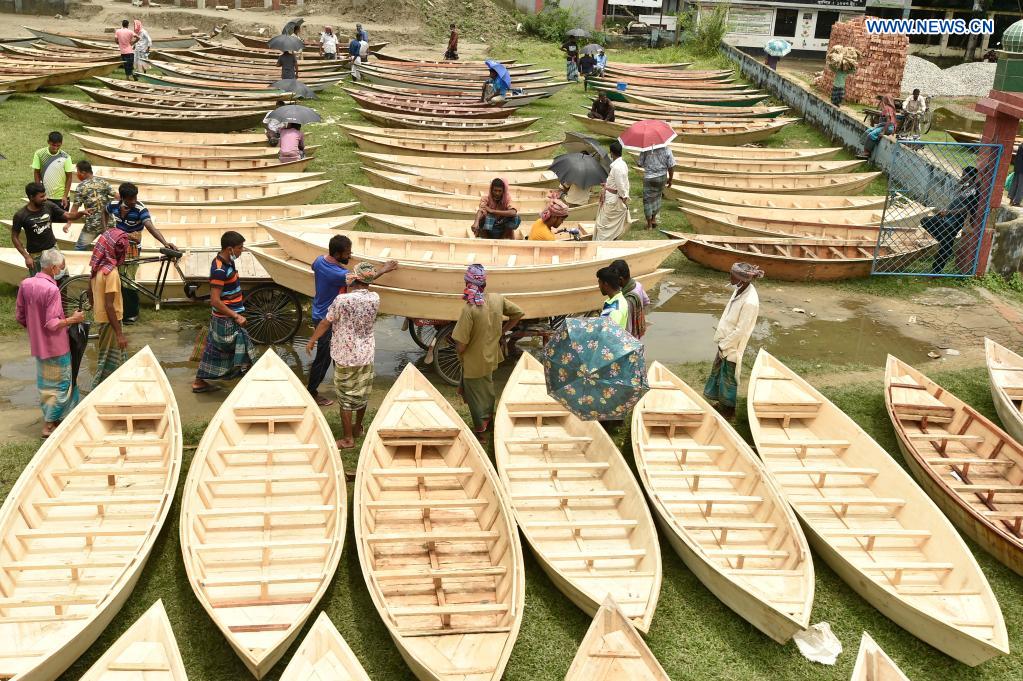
[594,140,630,241]
[901,88,926,138]
[319,26,338,59]
[704,262,763,419]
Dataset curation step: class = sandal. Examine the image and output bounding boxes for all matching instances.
[192,382,220,394]
[313,395,334,407]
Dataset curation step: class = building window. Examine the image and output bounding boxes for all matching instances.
[814,10,840,40]
[774,8,798,37]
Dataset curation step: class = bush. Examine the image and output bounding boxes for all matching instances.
[518,1,583,43]
[678,2,730,57]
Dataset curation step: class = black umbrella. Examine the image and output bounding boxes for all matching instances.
[562,131,610,170]
[68,319,90,388]
[550,152,608,190]
[271,79,317,99]
[566,28,589,38]
[267,103,321,124]
[581,43,603,55]
[283,18,305,35]
[268,33,304,52]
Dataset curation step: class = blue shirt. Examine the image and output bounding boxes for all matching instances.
[106,200,151,234]
[210,254,244,316]
[348,39,361,57]
[357,29,368,42]
[311,255,348,321]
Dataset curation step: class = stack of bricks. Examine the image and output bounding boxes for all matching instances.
[815,15,908,105]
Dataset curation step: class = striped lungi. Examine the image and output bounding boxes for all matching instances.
[830,85,844,106]
[93,322,127,387]
[642,176,667,219]
[196,315,258,380]
[37,353,79,423]
[333,363,374,411]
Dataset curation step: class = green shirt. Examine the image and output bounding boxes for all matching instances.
[600,291,628,331]
[31,148,74,200]
[451,292,523,379]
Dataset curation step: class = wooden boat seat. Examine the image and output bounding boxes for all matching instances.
[704,548,789,569]
[642,444,725,454]
[32,494,165,508]
[196,504,335,519]
[200,572,324,588]
[512,490,625,502]
[93,402,167,419]
[926,457,1014,468]
[951,484,1023,504]
[506,401,571,418]
[75,436,169,448]
[772,466,878,487]
[826,527,930,550]
[50,464,168,477]
[757,439,851,460]
[0,556,134,572]
[377,427,462,440]
[504,462,610,473]
[860,562,954,579]
[365,529,499,544]
[528,519,639,530]
[15,525,149,541]
[544,548,647,562]
[232,405,306,424]
[373,566,508,580]
[0,613,91,624]
[905,432,984,443]
[659,494,764,516]
[503,435,593,447]
[681,520,776,531]
[370,466,474,478]
[792,497,906,515]
[724,567,805,577]
[641,409,704,428]
[388,603,510,617]
[0,593,103,608]
[194,538,333,553]
[365,498,488,510]
[204,471,329,485]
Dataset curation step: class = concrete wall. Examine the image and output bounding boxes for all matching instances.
[991,207,1023,276]
[0,0,68,14]
[561,0,599,30]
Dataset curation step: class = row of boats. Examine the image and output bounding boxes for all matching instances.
[13,334,1023,678]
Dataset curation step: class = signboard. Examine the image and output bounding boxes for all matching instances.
[865,0,905,7]
[607,0,663,6]
[728,8,774,34]
[769,0,865,6]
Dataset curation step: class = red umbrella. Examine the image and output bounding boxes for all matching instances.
[618,119,676,151]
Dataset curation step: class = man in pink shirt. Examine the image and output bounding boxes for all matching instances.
[15,248,84,437]
[114,19,137,80]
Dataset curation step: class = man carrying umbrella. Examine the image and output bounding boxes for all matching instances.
[277,50,298,81]
[588,91,615,122]
[482,62,512,104]
[562,34,580,82]
[764,39,791,70]
[593,140,630,241]
[452,264,523,438]
[704,262,763,420]
[16,248,83,438]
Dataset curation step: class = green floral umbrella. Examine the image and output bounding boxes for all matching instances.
[542,317,648,420]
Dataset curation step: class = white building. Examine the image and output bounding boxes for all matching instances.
[703,0,866,53]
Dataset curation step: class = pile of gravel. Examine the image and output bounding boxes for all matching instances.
[900,55,995,97]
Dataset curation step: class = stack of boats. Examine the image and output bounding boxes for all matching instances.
[0,33,127,92]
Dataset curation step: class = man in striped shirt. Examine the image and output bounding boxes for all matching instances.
[192,231,258,393]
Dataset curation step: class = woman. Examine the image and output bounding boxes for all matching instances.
[132,19,151,78]
[278,123,305,163]
[1008,143,1023,207]
[472,179,520,239]
[859,95,897,158]
[704,262,764,420]
[481,68,509,104]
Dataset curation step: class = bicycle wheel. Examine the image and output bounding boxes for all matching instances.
[408,318,439,350]
[244,284,303,345]
[432,323,462,386]
[59,275,94,320]
[920,112,933,135]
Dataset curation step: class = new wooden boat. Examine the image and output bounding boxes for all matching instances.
[604,66,729,79]
[180,350,346,678]
[358,67,570,96]
[362,61,550,80]
[373,52,515,64]
[348,185,599,221]
[79,600,187,681]
[679,200,929,226]
[357,108,539,131]
[362,212,593,241]
[948,130,1022,147]
[351,82,549,108]
[339,123,538,142]
[614,100,789,120]
[44,97,266,132]
[262,224,676,293]
[233,32,386,52]
[885,355,1023,577]
[363,168,562,201]
[680,207,930,241]
[495,353,662,631]
[984,338,1023,444]
[247,246,669,321]
[670,186,889,210]
[671,172,881,196]
[0,72,54,93]
[669,143,840,161]
[164,51,351,73]
[138,72,312,93]
[667,233,934,281]
[95,76,292,102]
[748,350,1009,666]
[0,346,181,681]
[346,132,561,159]
[596,85,768,107]
[564,597,669,681]
[146,203,358,224]
[23,25,195,48]
[674,158,864,175]
[0,62,120,88]
[347,92,515,119]
[85,125,273,147]
[851,632,911,681]
[574,114,793,146]
[356,151,551,172]
[590,77,753,92]
[72,133,320,159]
[354,363,524,681]
[74,179,332,207]
[82,148,312,172]
[375,161,559,187]
[280,612,370,681]
[77,85,272,112]
[632,362,813,641]
[88,165,323,186]
[150,60,346,87]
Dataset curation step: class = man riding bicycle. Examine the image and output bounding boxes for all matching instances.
[900,89,927,139]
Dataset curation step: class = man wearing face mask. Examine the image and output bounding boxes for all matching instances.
[191,231,258,394]
[704,262,764,420]
[16,248,84,438]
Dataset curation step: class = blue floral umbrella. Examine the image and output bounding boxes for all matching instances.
[764,39,792,57]
[542,317,648,420]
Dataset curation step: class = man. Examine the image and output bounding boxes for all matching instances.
[192,231,259,393]
[12,182,87,274]
[481,67,510,104]
[32,131,74,212]
[319,26,338,59]
[452,264,523,437]
[527,199,569,241]
[349,32,363,80]
[263,99,288,146]
[902,88,926,138]
[277,49,298,81]
[579,52,596,77]
[704,262,763,420]
[114,19,136,79]
[305,234,397,406]
[588,92,615,122]
[595,48,607,76]
[561,36,579,82]
[638,143,675,229]
[610,259,648,339]
[594,141,630,241]
[597,266,628,331]
[925,166,981,274]
[106,182,176,323]
[830,63,854,106]
[67,160,114,251]
[445,23,459,60]
[472,179,520,239]
[306,261,394,448]
[356,23,368,42]
[89,225,131,385]
[16,248,84,438]
[859,95,896,159]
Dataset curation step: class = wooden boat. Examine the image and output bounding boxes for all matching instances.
[280,612,370,681]
[670,186,889,210]
[357,108,539,131]
[248,246,670,321]
[614,100,788,120]
[0,62,120,87]
[564,597,669,681]
[348,185,599,221]
[495,353,662,631]
[364,63,552,85]
[87,165,323,187]
[354,363,523,681]
[44,97,266,133]
[346,93,515,119]
[679,206,925,241]
[748,350,1009,666]
[373,161,560,188]
[351,82,549,108]
[363,168,562,201]
[0,73,54,93]
[362,212,593,241]
[233,31,386,52]
[948,130,1022,147]
[885,355,1023,577]
[79,600,187,681]
[150,60,346,87]
[163,50,351,72]
[85,126,272,147]
[596,84,768,107]
[339,123,537,142]
[75,179,333,207]
[358,67,570,96]
[667,233,934,281]
[23,25,196,48]
[374,52,515,64]
[0,346,181,681]
[72,133,320,159]
[679,200,929,226]
[674,158,864,175]
[263,224,676,293]
[356,151,550,172]
[346,132,560,159]
[671,172,881,196]
[82,148,312,172]
[146,203,357,224]
[138,72,316,93]
[0,88,12,102]
[77,85,272,112]
[605,65,728,78]
[180,350,346,678]
[362,60,548,78]
[984,338,1023,444]
[95,76,291,102]
[632,362,813,641]
[851,632,911,681]
[574,114,793,146]
[669,143,839,161]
